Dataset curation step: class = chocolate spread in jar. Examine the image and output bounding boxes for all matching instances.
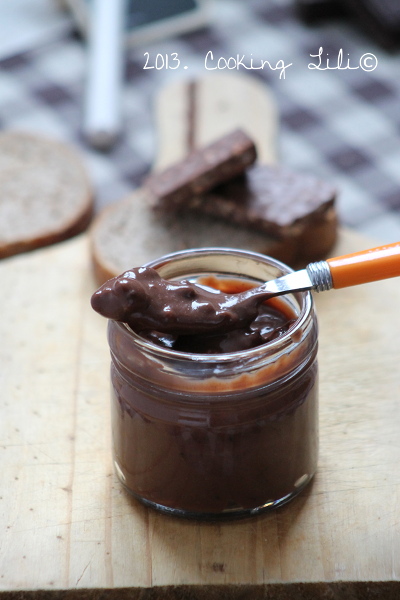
[91,267,296,352]
[142,277,296,354]
[93,264,318,517]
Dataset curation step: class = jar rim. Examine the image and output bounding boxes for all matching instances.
[116,247,314,363]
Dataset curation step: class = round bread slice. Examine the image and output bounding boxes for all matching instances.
[89,188,337,285]
[0,131,93,258]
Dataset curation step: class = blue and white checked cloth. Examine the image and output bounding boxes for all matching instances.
[1,0,400,243]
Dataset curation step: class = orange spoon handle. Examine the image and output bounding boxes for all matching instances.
[326,241,400,289]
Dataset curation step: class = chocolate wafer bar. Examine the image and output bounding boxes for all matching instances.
[145,129,257,209]
[185,164,337,239]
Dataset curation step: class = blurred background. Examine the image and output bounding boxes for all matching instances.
[1,0,400,243]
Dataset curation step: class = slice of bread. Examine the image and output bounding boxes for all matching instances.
[0,131,93,258]
[90,188,338,285]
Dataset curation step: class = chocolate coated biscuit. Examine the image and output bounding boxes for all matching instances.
[185,164,337,239]
[146,129,257,209]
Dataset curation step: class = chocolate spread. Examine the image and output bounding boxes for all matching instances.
[91,267,296,352]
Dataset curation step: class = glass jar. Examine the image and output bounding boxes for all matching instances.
[107,248,319,519]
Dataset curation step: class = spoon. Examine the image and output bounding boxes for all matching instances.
[249,240,400,297]
[91,241,400,335]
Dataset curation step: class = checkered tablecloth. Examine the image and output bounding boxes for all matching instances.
[1,0,400,243]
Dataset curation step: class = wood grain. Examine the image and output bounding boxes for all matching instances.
[1,71,398,598]
[153,72,278,169]
[1,227,400,597]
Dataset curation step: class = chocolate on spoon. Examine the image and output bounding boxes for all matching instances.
[90,266,260,335]
[91,242,400,336]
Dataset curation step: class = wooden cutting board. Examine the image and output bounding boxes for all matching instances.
[1,227,400,598]
[1,72,400,598]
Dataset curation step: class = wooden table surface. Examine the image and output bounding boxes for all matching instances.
[1,227,400,599]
